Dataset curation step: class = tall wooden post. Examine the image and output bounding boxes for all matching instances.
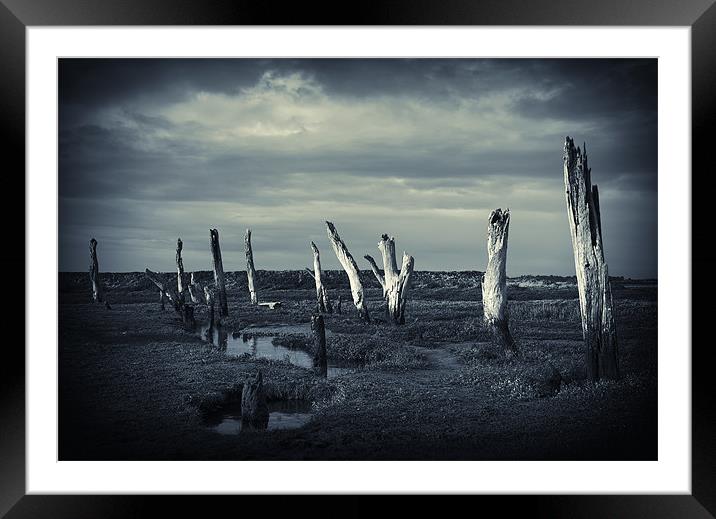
[176,238,188,301]
[563,137,619,381]
[311,314,328,377]
[89,238,103,303]
[482,209,518,357]
[326,221,370,321]
[310,241,332,313]
[245,229,258,305]
[209,228,229,318]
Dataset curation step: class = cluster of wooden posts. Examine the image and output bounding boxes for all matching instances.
[87,137,619,382]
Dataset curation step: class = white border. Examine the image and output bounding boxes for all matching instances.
[27,27,691,494]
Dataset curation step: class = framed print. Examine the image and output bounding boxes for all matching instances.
[3,0,714,516]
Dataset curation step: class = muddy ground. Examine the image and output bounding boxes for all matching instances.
[59,272,657,460]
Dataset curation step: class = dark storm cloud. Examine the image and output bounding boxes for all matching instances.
[59,58,657,277]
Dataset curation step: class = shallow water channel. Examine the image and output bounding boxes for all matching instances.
[197,322,359,377]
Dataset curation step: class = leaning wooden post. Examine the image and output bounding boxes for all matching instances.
[310,242,333,313]
[326,221,370,321]
[311,314,328,377]
[204,286,215,330]
[189,272,208,304]
[482,209,518,357]
[365,235,415,324]
[209,229,229,318]
[245,229,258,305]
[88,238,103,303]
[176,238,188,301]
[145,268,194,328]
[563,137,619,380]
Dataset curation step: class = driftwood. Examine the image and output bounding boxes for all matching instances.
[245,229,258,305]
[311,314,328,377]
[241,371,269,430]
[258,302,282,310]
[482,209,518,357]
[209,229,229,317]
[365,235,414,324]
[89,238,103,303]
[563,137,619,381]
[310,242,333,313]
[326,221,370,321]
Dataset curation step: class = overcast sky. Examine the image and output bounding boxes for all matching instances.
[58,58,657,277]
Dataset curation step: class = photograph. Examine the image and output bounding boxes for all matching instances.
[57,57,658,461]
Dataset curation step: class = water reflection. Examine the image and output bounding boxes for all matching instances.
[196,323,361,377]
[206,400,313,435]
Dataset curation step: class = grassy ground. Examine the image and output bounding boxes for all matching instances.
[59,272,657,460]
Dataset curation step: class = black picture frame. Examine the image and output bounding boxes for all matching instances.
[3,0,713,516]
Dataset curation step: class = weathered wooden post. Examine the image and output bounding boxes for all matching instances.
[245,229,258,305]
[188,272,205,304]
[145,268,195,328]
[482,209,518,357]
[209,229,229,317]
[336,295,342,315]
[310,241,333,313]
[326,221,370,321]
[311,314,328,377]
[159,289,166,310]
[204,286,215,330]
[563,137,619,380]
[176,238,188,301]
[89,238,103,303]
[365,234,415,324]
[241,371,269,430]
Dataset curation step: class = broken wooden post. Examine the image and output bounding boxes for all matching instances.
[88,238,103,303]
[209,229,229,318]
[241,371,269,430]
[310,241,333,313]
[311,314,328,377]
[563,137,619,380]
[365,235,415,324]
[188,272,204,304]
[326,221,370,321]
[204,286,215,329]
[159,289,166,310]
[145,268,195,329]
[482,209,518,357]
[176,238,188,301]
[245,229,258,305]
